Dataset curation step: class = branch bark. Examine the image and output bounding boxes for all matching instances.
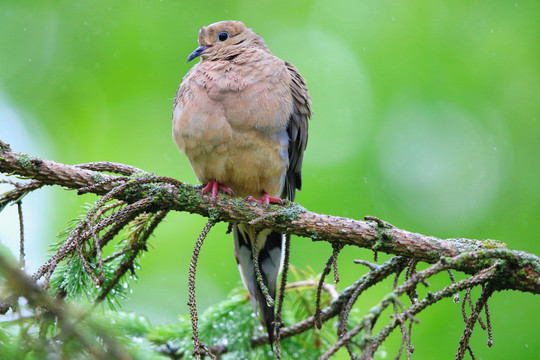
[1,139,539,294]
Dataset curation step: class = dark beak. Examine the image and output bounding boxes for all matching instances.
[187,45,208,62]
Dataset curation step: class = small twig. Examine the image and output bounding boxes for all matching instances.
[322,257,498,359]
[103,244,138,263]
[372,264,500,352]
[154,176,184,188]
[314,252,334,329]
[393,312,406,360]
[250,230,275,307]
[405,260,419,303]
[315,244,343,329]
[407,317,414,356]
[332,243,343,283]
[17,201,25,269]
[485,301,493,347]
[456,285,494,359]
[468,289,486,331]
[461,288,470,323]
[466,345,476,360]
[0,178,22,186]
[35,175,165,283]
[274,234,291,360]
[447,269,460,303]
[96,210,168,302]
[96,200,126,217]
[337,257,407,337]
[364,215,394,229]
[76,239,101,287]
[251,257,407,348]
[0,180,44,212]
[285,280,339,300]
[36,180,139,281]
[187,220,216,360]
[34,196,154,284]
[461,287,486,330]
[75,162,142,176]
[353,259,379,270]
[392,267,410,360]
[77,176,126,195]
[393,266,404,290]
[87,218,105,285]
[95,200,150,249]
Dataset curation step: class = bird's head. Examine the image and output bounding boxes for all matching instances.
[187,20,267,62]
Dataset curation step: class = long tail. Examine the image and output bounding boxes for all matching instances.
[233,224,284,347]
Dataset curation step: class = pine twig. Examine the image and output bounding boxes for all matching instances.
[187,220,216,360]
[251,256,407,348]
[274,233,291,360]
[314,251,335,329]
[331,243,343,283]
[17,201,25,268]
[251,230,275,307]
[96,210,168,303]
[320,256,498,359]
[456,285,494,359]
[372,264,500,352]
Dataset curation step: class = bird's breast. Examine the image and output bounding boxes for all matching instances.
[172,56,293,197]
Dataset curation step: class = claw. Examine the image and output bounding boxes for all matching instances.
[201,181,233,199]
[246,192,283,205]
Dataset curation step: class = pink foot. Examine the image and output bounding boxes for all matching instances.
[246,192,283,205]
[201,181,233,199]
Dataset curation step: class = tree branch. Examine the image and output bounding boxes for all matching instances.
[1,139,538,294]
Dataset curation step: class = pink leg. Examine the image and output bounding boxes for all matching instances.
[246,192,283,205]
[201,181,233,199]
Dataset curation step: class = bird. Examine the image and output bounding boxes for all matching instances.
[172,20,311,346]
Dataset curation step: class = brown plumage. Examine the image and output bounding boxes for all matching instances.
[172,20,311,346]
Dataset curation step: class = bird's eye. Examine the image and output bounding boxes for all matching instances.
[217,31,229,42]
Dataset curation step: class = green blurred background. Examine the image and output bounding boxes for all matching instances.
[1,0,539,358]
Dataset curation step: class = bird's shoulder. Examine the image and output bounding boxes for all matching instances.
[284,62,311,116]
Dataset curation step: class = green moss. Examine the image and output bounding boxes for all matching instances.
[123,182,175,208]
[207,207,222,222]
[230,197,248,212]
[91,173,104,183]
[512,250,540,274]
[228,197,259,221]
[481,239,507,249]
[15,153,40,169]
[371,239,388,251]
[274,203,306,223]
[130,170,154,179]
[176,185,202,209]
[268,203,281,212]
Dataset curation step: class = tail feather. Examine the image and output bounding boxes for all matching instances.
[233,224,284,348]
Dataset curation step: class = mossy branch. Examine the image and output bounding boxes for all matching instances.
[1,139,538,295]
[2,139,540,359]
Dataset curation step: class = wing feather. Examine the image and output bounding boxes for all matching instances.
[283,62,311,201]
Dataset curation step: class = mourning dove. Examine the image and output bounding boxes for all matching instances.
[172,20,311,346]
